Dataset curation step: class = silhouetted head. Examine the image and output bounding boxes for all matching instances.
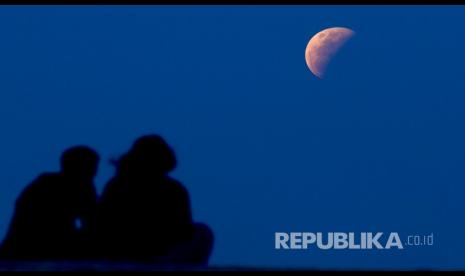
[115,134,177,178]
[60,146,100,181]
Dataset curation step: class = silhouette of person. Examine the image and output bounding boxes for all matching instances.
[0,146,100,260]
[96,134,214,265]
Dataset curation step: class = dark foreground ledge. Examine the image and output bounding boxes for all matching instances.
[0,261,305,272]
[0,261,446,273]
[1,261,204,272]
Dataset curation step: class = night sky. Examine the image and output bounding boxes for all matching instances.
[1,5,465,269]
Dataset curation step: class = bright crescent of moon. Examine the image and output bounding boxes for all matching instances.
[305,27,355,79]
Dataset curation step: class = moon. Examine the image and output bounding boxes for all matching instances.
[305,27,355,79]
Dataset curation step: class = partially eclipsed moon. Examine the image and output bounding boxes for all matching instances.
[305,27,355,79]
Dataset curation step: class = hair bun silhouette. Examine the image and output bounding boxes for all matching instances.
[116,134,177,176]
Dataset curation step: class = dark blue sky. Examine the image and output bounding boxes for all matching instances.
[1,5,465,270]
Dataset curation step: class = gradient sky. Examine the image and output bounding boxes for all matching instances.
[1,5,465,270]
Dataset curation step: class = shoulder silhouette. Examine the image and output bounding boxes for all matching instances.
[0,146,100,260]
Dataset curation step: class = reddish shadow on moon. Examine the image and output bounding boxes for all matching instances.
[305,27,355,79]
